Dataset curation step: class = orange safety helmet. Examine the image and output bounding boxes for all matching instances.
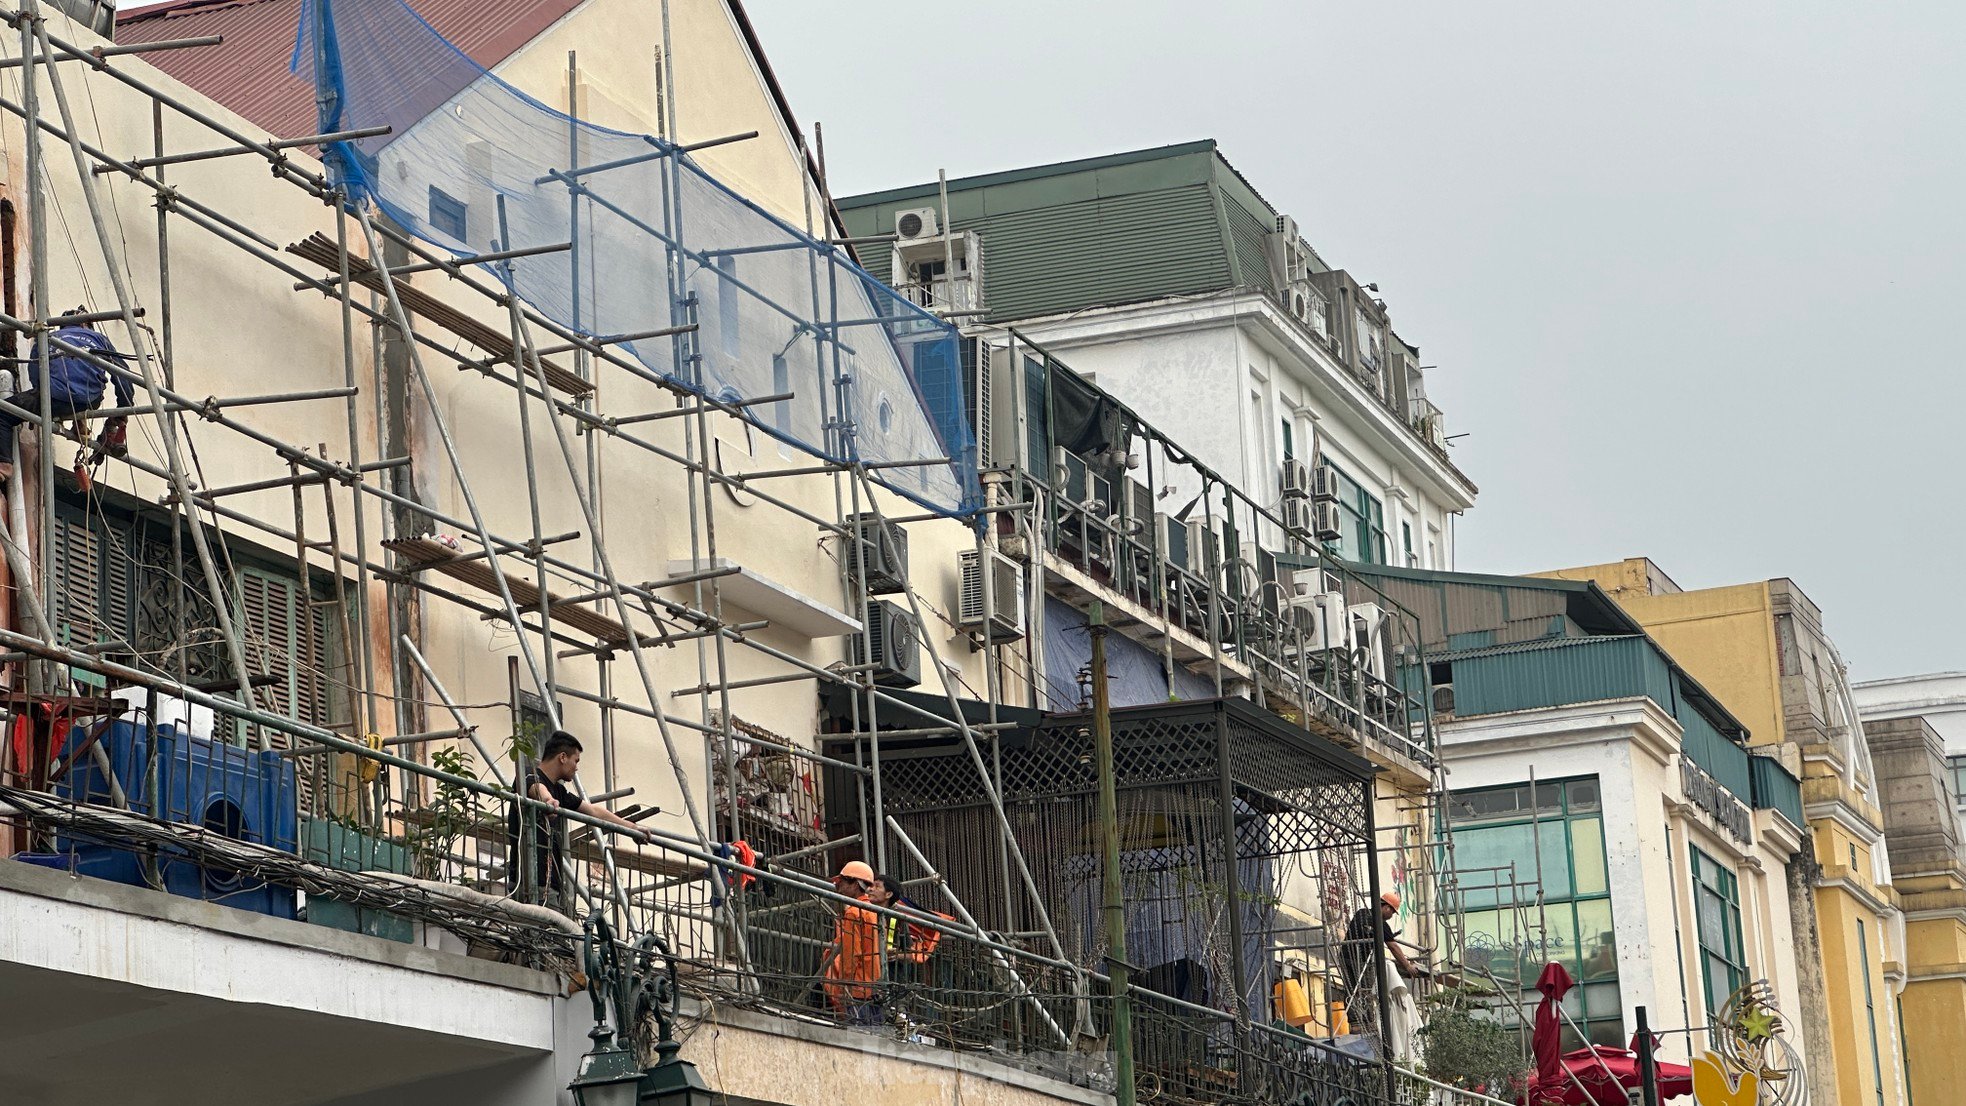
[837,860,875,884]
[1380,890,1402,911]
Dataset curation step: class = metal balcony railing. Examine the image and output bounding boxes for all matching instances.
[1035,477,1434,769]
[0,679,1489,1106]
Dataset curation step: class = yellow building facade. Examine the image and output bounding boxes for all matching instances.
[1855,676,1966,1106]
[1538,560,1908,1106]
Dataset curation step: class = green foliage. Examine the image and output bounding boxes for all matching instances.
[406,746,484,881]
[1419,1005,1529,1101]
[506,717,544,761]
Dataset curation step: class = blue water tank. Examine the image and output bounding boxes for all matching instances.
[18,719,299,919]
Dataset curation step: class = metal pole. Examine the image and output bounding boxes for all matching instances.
[17,4,54,682]
[1089,601,1136,1106]
[494,197,559,712]
[1364,779,1398,1105]
[27,7,264,741]
[331,198,379,740]
[884,813,1073,1050]
[350,206,560,732]
[1636,1004,1661,1106]
[851,466,1067,963]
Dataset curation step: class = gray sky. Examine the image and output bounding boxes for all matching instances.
[745,0,1966,680]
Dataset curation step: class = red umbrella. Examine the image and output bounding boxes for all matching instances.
[1526,1046,1696,1105]
[1530,962,1576,1095]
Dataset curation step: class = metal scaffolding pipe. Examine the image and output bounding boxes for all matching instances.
[0,33,224,70]
[107,125,393,174]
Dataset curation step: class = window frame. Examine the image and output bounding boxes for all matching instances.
[1444,776,1622,1047]
[1690,847,1749,1022]
[1322,461,1388,565]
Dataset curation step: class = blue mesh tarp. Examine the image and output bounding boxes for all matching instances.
[293,0,978,518]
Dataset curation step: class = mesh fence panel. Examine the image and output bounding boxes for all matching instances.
[293,0,978,518]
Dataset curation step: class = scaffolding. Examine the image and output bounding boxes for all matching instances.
[0,5,1518,1105]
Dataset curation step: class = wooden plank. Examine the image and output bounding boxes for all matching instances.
[384,537,629,644]
[287,233,593,398]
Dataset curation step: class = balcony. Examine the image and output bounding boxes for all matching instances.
[0,685,1495,1106]
[1409,396,1448,456]
[899,273,979,315]
[992,340,1435,776]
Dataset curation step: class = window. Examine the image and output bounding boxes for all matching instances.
[1323,462,1387,564]
[1949,755,1966,810]
[1858,919,1886,1106]
[1402,522,1416,567]
[1691,849,1748,1021]
[1446,777,1623,1048]
[427,186,467,240]
[49,492,345,740]
[1281,418,1294,462]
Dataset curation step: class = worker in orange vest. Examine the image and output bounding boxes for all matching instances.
[871,873,955,973]
[820,860,883,1025]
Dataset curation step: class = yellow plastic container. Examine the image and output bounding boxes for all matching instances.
[1273,978,1313,1027]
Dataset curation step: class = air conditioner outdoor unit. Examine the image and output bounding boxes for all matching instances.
[1225,538,1264,604]
[1160,513,1192,573]
[1275,214,1299,242]
[860,599,922,688]
[958,548,1027,642]
[1312,500,1344,543]
[894,207,940,241]
[1431,683,1456,716]
[1312,464,1341,503]
[846,514,909,594]
[1122,478,1155,524]
[1086,472,1115,517]
[1053,447,1090,503]
[1282,592,1349,652]
[1282,497,1316,537]
[1288,566,1340,597]
[1280,457,1314,500]
[1349,601,1390,683]
[961,336,994,467]
[1183,516,1220,575]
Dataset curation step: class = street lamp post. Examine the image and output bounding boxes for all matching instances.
[567,911,712,1106]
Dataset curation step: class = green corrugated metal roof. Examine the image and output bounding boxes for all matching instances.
[839,140,1224,209]
[1440,634,1647,661]
[1369,564,1753,745]
[838,140,1286,322]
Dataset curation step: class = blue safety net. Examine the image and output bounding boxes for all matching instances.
[293,0,978,518]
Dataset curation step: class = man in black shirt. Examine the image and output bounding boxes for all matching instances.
[507,730,650,906]
[1340,891,1416,1032]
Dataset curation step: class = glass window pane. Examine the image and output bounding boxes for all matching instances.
[1570,816,1608,896]
[1584,980,1623,1020]
[1698,887,1729,951]
[1462,907,1527,987]
[1586,1019,1626,1048]
[1567,778,1601,812]
[1576,900,1618,981]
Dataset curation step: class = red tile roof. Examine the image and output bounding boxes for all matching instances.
[116,0,587,142]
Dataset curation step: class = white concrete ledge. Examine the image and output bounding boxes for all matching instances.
[0,857,560,1050]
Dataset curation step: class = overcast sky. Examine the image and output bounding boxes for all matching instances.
[744,0,1965,681]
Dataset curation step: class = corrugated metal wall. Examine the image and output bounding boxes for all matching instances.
[1451,636,1672,717]
[1449,635,1752,796]
[839,147,1251,322]
[1224,197,1273,292]
[975,186,1229,320]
